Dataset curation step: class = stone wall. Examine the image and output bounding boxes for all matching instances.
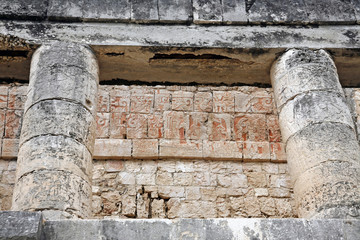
[1,83,360,218]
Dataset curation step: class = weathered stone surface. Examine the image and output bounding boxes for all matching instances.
[203,140,242,160]
[295,161,360,219]
[16,135,92,182]
[93,139,132,159]
[41,218,360,240]
[271,49,343,110]
[12,170,92,218]
[160,140,202,159]
[353,0,360,23]
[193,0,223,23]
[132,139,158,159]
[27,42,99,114]
[20,100,96,153]
[305,0,356,24]
[248,0,307,24]
[286,123,360,181]
[279,91,354,143]
[222,0,247,23]
[0,0,47,19]
[1,139,19,159]
[0,211,42,240]
[48,0,131,21]
[158,0,192,22]
[131,0,158,22]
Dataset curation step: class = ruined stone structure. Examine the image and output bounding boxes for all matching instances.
[0,0,360,239]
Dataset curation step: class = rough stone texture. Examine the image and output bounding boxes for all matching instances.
[158,0,192,22]
[353,0,360,23]
[0,160,16,211]
[248,0,308,24]
[92,160,295,219]
[193,0,223,23]
[222,0,247,23]
[11,42,99,219]
[272,49,360,219]
[42,218,360,240]
[0,211,42,240]
[48,0,131,21]
[305,0,356,24]
[131,0,158,23]
[0,0,48,19]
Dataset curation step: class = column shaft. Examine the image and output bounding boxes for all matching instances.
[271,49,360,218]
[11,42,99,219]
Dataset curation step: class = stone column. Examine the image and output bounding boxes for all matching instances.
[11,42,99,219]
[271,49,360,218]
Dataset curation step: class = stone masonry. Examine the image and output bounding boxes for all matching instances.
[271,49,360,219]
[11,42,99,219]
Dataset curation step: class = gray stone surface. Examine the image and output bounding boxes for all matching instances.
[0,0,48,19]
[248,0,308,24]
[193,0,223,23]
[0,211,42,240]
[41,218,360,240]
[305,0,357,24]
[222,0,247,23]
[158,0,192,22]
[20,100,96,154]
[12,170,92,218]
[131,0,158,23]
[353,0,360,23]
[48,0,131,21]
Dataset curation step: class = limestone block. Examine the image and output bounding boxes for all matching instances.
[20,100,96,153]
[48,0,131,21]
[164,111,186,139]
[0,86,8,109]
[213,91,235,113]
[151,199,166,218]
[28,42,99,114]
[158,186,185,199]
[109,112,127,138]
[203,140,242,160]
[8,86,28,110]
[222,0,247,23]
[248,0,307,24]
[172,91,194,111]
[96,113,110,138]
[0,0,47,19]
[126,114,147,139]
[132,139,158,159]
[159,139,202,159]
[234,114,267,141]
[234,88,273,114]
[187,112,208,140]
[295,161,360,218]
[286,122,360,182]
[130,91,154,114]
[0,211,42,240]
[4,110,23,139]
[97,87,109,113]
[93,139,132,159]
[194,92,212,112]
[243,142,270,161]
[110,88,130,113]
[148,114,163,139]
[158,0,192,22]
[12,170,92,218]
[279,91,354,143]
[271,50,343,110]
[193,0,223,23]
[267,115,281,142]
[1,139,19,159]
[305,0,356,24]
[16,135,92,182]
[154,89,171,111]
[208,113,232,141]
[131,0,158,22]
[270,142,287,163]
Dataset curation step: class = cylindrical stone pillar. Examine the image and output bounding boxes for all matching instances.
[271,49,360,219]
[11,42,99,219]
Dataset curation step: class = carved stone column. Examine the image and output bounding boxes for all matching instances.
[271,49,360,218]
[11,42,99,219]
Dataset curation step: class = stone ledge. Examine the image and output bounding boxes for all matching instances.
[0,211,42,240]
[42,218,360,240]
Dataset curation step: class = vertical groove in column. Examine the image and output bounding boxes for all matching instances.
[11,42,99,219]
[271,49,360,219]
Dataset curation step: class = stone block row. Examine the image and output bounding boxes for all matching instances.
[91,160,295,218]
[1,0,359,24]
[92,139,286,162]
[0,159,16,211]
